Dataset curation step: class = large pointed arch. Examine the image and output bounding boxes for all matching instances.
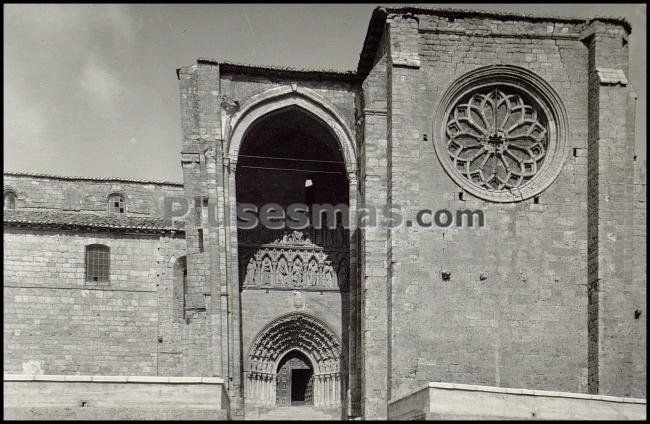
[246,312,343,375]
[224,84,359,412]
[226,85,358,176]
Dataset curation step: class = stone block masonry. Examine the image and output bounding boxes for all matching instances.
[3,227,187,376]
[3,5,644,421]
[3,374,229,420]
[388,382,646,420]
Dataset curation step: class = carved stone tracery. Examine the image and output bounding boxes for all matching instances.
[239,229,349,291]
[434,65,569,203]
[446,88,549,191]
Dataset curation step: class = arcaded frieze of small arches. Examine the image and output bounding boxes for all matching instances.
[238,228,350,291]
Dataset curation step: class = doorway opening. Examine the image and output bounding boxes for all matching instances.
[276,350,314,407]
[291,369,311,405]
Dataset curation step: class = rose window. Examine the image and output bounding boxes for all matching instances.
[445,88,549,191]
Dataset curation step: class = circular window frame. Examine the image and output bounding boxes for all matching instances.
[433,65,569,203]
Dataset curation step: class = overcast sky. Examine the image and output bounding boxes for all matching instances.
[4,4,646,182]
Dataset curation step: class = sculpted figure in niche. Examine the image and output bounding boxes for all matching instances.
[261,256,273,285]
[306,258,319,286]
[277,256,290,286]
[322,260,336,288]
[245,258,257,285]
[292,257,303,287]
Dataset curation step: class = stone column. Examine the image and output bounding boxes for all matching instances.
[315,375,322,407]
[334,374,340,406]
[327,374,333,406]
[244,374,250,399]
[271,374,277,406]
[254,374,260,404]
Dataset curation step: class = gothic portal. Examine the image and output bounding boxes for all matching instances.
[234,101,355,417]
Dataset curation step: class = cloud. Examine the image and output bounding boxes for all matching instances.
[99,4,137,43]
[3,85,48,145]
[4,4,137,144]
[16,4,134,42]
[79,58,124,112]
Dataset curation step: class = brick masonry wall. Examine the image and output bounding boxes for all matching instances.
[3,227,187,376]
[383,13,597,401]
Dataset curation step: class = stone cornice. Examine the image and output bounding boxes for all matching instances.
[357,6,631,76]
[4,374,224,384]
[197,58,361,82]
[4,171,183,187]
[4,210,184,234]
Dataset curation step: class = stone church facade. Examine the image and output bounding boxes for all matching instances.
[3,7,646,420]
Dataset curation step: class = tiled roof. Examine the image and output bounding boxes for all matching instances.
[4,171,183,187]
[195,58,360,81]
[3,209,184,233]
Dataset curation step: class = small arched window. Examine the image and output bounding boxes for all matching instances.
[108,193,125,215]
[4,191,17,210]
[85,244,110,282]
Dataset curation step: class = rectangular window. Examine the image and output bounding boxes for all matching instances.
[198,229,204,253]
[86,244,110,282]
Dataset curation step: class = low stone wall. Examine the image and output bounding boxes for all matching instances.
[3,374,230,420]
[388,382,646,420]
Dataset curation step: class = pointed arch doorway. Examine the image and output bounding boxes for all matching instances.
[245,313,343,408]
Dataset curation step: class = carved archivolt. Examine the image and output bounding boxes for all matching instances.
[245,312,343,407]
[247,312,342,375]
[434,65,569,202]
[239,229,349,291]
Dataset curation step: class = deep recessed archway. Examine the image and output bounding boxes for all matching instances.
[236,106,348,213]
[225,86,358,417]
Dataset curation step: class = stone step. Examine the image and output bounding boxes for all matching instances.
[257,406,340,421]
